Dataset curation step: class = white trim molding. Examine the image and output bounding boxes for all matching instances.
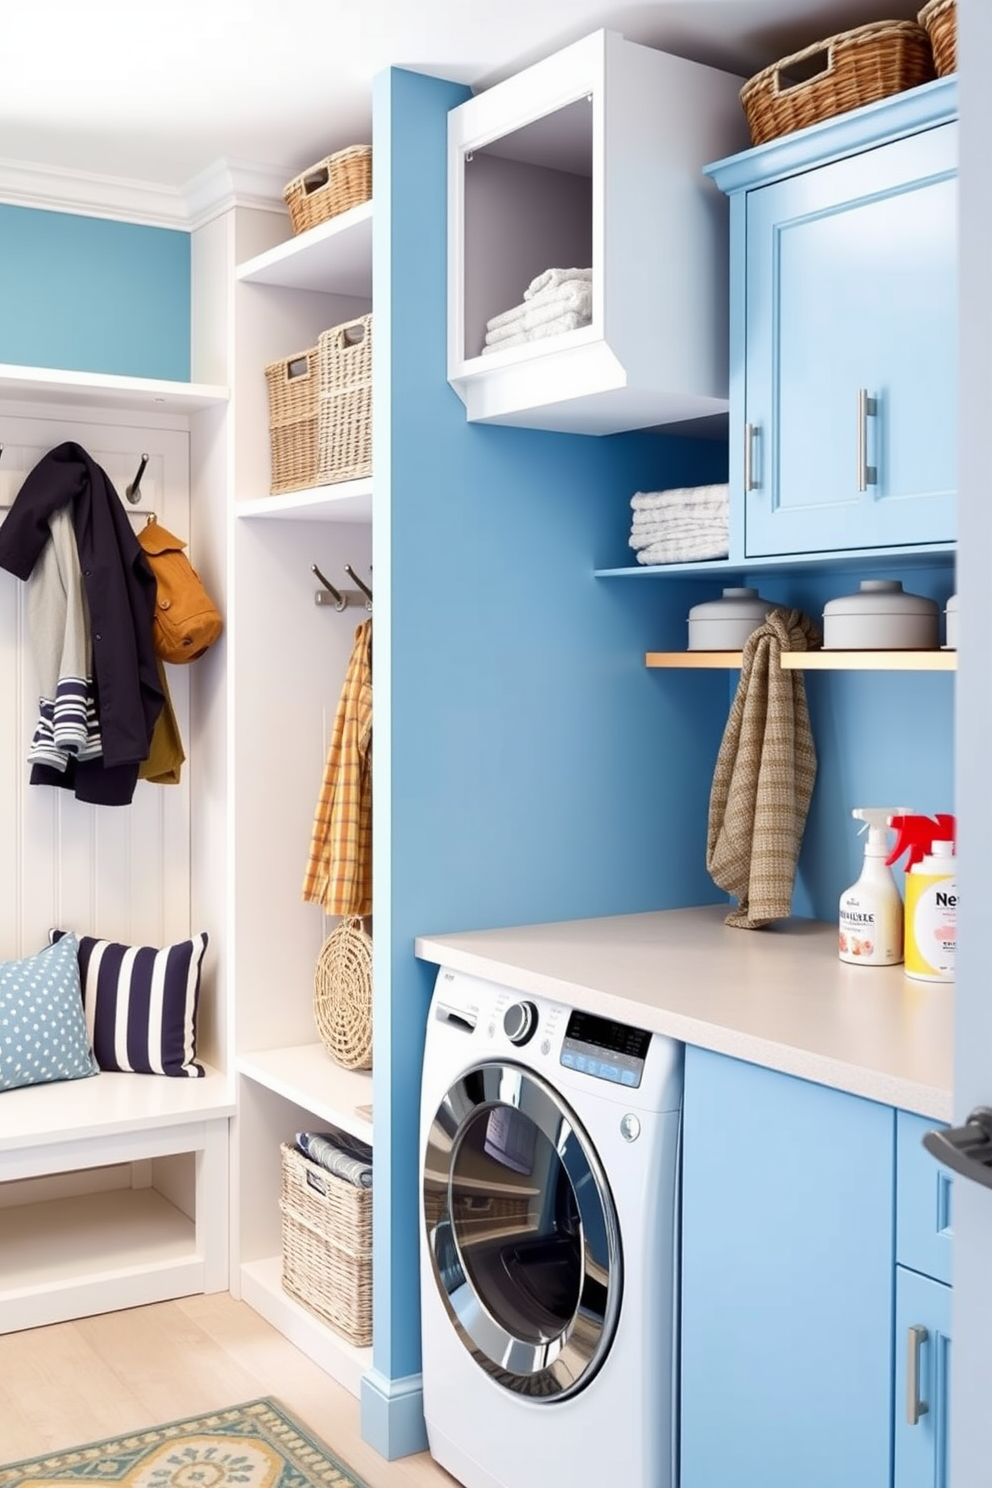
[0,155,289,229]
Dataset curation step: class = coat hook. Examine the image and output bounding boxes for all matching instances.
[344,564,373,605]
[312,563,346,611]
[126,453,149,504]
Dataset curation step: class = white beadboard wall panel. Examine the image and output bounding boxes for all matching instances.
[0,415,195,961]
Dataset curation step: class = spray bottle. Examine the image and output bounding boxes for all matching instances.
[887,814,957,983]
[839,808,910,966]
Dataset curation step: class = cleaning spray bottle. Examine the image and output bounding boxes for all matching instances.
[839,808,910,966]
[887,813,958,983]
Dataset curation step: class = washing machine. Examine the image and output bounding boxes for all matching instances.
[420,964,683,1488]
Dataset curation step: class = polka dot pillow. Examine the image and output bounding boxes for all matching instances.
[0,933,98,1092]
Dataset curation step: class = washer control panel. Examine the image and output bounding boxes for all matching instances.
[560,1008,652,1088]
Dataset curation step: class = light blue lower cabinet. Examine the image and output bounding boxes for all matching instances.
[894,1266,952,1488]
[680,1046,895,1488]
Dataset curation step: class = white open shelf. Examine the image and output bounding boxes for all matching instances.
[0,362,229,413]
[237,1044,373,1143]
[236,201,373,297]
[236,476,373,523]
[240,1255,371,1398]
[446,30,748,434]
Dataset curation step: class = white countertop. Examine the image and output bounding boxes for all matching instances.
[415,905,953,1121]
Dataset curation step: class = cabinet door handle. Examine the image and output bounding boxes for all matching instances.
[744,423,759,492]
[906,1323,930,1425]
[857,388,878,491]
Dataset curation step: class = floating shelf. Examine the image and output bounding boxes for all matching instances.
[646,650,957,671]
[0,363,229,414]
[236,477,372,523]
[235,201,373,298]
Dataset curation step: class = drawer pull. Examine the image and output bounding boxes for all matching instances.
[907,1323,929,1426]
[744,422,759,492]
[857,388,878,491]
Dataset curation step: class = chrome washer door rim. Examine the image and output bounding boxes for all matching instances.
[423,1060,622,1399]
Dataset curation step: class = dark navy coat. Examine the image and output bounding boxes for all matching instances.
[0,441,163,805]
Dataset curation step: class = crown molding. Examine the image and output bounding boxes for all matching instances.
[0,155,289,230]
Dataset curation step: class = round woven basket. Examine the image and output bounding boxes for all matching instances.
[314,917,373,1070]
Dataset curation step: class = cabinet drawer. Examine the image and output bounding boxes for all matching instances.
[897,1110,952,1285]
[894,1265,951,1488]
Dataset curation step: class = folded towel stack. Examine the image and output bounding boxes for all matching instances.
[628,484,730,565]
[482,267,592,355]
[296,1127,373,1189]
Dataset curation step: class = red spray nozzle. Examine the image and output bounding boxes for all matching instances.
[885,813,957,871]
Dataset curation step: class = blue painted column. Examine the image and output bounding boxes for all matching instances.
[365,64,729,1459]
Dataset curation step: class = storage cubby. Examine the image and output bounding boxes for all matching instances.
[447,29,749,434]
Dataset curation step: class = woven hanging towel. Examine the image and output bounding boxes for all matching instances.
[706,608,820,928]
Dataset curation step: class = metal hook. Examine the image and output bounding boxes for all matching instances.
[344,564,373,605]
[126,453,149,504]
[312,563,346,611]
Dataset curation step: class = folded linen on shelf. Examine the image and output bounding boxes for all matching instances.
[635,533,730,565]
[481,309,590,354]
[630,484,730,514]
[524,266,592,300]
[487,279,592,334]
[296,1127,373,1188]
[630,520,728,552]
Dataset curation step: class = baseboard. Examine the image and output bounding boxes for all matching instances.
[360,1368,428,1460]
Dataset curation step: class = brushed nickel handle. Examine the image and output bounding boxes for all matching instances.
[907,1323,930,1426]
[857,388,878,491]
[744,422,759,492]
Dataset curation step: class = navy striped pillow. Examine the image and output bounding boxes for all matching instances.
[52,930,207,1077]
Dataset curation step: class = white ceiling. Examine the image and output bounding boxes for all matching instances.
[3,0,925,190]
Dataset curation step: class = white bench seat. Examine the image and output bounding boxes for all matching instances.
[0,1067,235,1332]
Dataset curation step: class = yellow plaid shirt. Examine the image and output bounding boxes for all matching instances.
[302,618,372,915]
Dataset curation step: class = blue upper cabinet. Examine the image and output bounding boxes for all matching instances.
[707,78,958,562]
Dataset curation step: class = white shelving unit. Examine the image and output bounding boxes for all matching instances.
[0,361,229,413]
[219,195,375,1396]
[446,29,749,434]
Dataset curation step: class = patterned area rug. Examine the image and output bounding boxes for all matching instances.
[0,1398,370,1488]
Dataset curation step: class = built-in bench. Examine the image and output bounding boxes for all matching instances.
[0,1069,235,1332]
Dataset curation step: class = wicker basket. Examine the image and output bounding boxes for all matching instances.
[314,917,373,1071]
[283,146,372,236]
[279,1142,372,1345]
[317,314,373,486]
[919,0,956,76]
[265,347,319,495]
[740,20,936,146]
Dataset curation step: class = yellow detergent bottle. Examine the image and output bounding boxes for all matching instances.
[887,813,957,984]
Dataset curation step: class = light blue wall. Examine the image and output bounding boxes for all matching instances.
[371,64,730,1413]
[0,205,190,379]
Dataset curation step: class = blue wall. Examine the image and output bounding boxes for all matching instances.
[372,66,729,1414]
[0,205,190,379]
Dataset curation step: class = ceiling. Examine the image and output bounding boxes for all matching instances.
[4,0,925,191]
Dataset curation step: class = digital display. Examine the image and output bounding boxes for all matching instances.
[564,1009,652,1061]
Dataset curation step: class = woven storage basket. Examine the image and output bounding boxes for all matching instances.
[314,917,373,1070]
[740,20,935,146]
[919,0,956,76]
[317,314,373,486]
[265,346,319,495]
[283,145,372,236]
[279,1142,372,1345]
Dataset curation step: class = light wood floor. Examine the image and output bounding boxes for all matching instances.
[0,1293,456,1487]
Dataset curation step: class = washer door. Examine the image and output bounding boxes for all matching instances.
[423,1060,622,1400]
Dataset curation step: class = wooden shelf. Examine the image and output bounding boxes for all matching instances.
[236,477,372,523]
[237,1045,373,1144]
[646,650,958,671]
[235,201,372,298]
[0,362,229,414]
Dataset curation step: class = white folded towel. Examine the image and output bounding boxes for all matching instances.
[481,310,590,354]
[630,519,728,552]
[631,484,730,513]
[631,502,727,530]
[525,266,592,300]
[485,288,592,347]
[487,279,592,334]
[636,534,730,565]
